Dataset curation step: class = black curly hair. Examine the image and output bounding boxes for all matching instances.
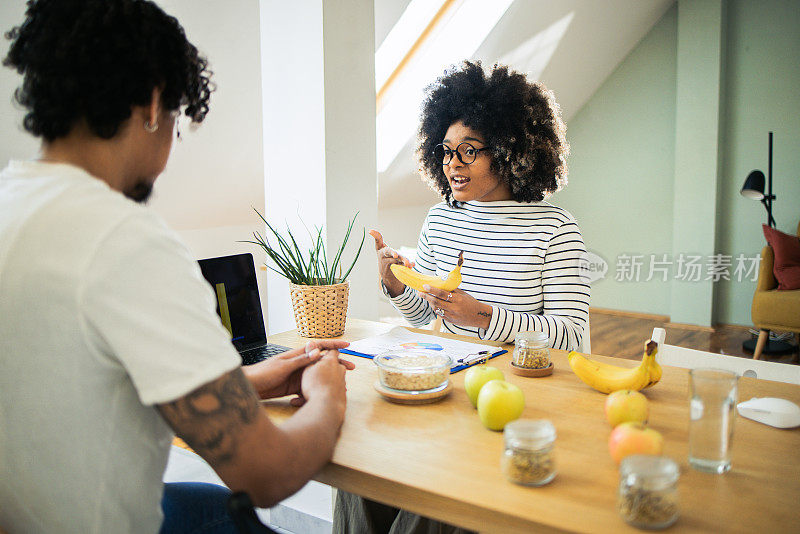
[416,60,569,206]
[3,0,213,142]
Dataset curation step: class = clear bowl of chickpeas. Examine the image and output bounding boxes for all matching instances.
[374,349,452,393]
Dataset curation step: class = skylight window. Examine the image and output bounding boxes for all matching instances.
[375,0,514,173]
[375,0,444,92]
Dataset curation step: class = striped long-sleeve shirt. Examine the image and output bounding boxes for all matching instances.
[387,200,590,350]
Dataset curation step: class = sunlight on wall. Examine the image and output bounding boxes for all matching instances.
[499,12,574,81]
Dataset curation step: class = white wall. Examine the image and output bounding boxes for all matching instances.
[259,1,327,335]
[321,0,380,323]
[377,204,431,250]
[149,0,265,232]
[0,2,41,164]
[260,0,379,335]
[153,0,270,331]
[1,0,265,239]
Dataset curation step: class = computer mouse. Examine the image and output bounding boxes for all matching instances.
[736,397,800,429]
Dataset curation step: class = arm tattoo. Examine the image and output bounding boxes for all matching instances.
[477,311,491,318]
[157,368,260,465]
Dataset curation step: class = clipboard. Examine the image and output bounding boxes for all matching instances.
[339,326,507,374]
[449,350,506,373]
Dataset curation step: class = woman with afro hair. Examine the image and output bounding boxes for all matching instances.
[338,61,590,534]
[370,60,590,353]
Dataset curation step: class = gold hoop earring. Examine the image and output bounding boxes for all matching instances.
[144,121,159,133]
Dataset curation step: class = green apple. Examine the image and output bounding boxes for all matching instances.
[464,366,505,407]
[605,389,649,427]
[477,379,525,431]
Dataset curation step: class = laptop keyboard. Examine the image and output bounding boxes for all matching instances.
[240,343,292,366]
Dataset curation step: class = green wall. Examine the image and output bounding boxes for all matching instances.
[715,0,800,325]
[554,0,800,326]
[553,5,678,317]
[670,0,724,326]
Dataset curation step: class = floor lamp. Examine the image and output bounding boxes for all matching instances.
[740,131,793,356]
[740,132,776,228]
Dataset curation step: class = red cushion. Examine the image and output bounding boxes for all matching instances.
[763,224,800,290]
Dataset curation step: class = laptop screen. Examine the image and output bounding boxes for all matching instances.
[197,253,267,352]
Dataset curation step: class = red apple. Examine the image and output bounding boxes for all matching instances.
[608,422,663,465]
[605,389,649,427]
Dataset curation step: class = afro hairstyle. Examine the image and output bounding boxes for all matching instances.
[4,0,213,141]
[416,60,569,206]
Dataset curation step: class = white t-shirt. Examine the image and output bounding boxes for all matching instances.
[0,161,241,533]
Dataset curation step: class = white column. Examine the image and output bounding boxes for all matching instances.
[260,0,378,335]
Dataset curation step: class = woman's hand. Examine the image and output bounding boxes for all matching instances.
[419,285,493,330]
[242,340,355,405]
[369,229,413,298]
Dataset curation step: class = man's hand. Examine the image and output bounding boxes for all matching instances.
[299,351,349,420]
[243,340,354,405]
[370,229,413,298]
[419,284,493,330]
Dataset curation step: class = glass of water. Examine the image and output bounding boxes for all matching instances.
[688,368,738,474]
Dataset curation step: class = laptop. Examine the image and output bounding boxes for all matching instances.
[198,253,291,366]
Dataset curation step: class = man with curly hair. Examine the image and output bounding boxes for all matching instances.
[0,1,353,533]
[341,61,590,534]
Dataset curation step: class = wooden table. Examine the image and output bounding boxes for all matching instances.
[265,319,800,533]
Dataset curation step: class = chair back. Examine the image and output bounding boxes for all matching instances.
[653,329,800,385]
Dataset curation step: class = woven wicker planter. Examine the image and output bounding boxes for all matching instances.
[289,280,349,338]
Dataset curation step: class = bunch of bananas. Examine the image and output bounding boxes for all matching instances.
[390,251,464,292]
[568,341,662,394]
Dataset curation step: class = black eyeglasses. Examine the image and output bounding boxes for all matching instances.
[434,142,492,165]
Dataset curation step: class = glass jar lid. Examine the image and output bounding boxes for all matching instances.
[620,455,679,490]
[515,330,549,347]
[504,419,556,450]
[373,349,452,372]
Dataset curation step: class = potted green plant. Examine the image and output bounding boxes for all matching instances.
[243,208,365,338]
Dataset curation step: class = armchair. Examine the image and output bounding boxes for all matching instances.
[751,221,800,359]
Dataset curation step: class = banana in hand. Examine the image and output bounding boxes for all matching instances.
[568,341,659,394]
[390,251,464,292]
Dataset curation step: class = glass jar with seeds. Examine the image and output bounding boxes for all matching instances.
[512,331,550,369]
[374,349,451,393]
[501,419,556,486]
[618,455,679,530]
